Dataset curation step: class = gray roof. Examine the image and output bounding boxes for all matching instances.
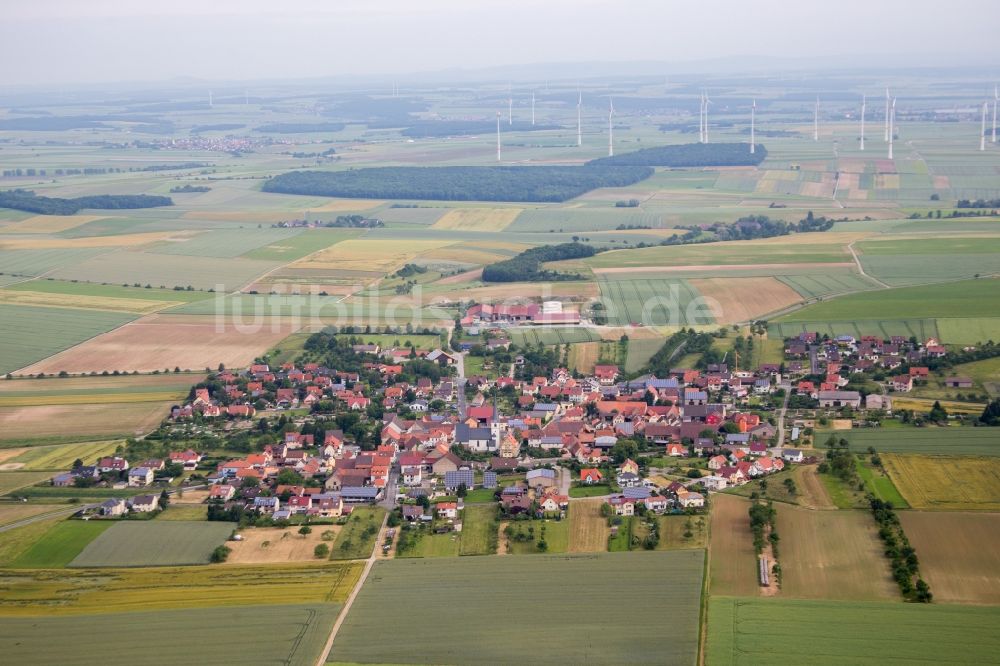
[623,486,652,499]
[455,423,491,442]
[341,486,380,498]
[444,469,475,489]
[526,468,556,480]
[483,471,498,489]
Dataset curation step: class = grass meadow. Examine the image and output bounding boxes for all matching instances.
[828,427,1000,456]
[10,519,113,568]
[69,520,235,567]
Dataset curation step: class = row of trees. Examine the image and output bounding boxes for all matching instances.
[262,165,654,203]
[661,211,836,247]
[0,189,173,215]
[590,142,767,167]
[481,241,595,282]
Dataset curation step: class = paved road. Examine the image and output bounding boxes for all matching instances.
[314,510,391,666]
[0,504,91,533]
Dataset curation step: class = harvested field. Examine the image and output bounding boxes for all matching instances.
[0,604,342,666]
[19,313,299,374]
[291,238,455,272]
[0,214,106,234]
[0,288,182,314]
[709,493,760,597]
[706,597,1000,666]
[791,465,836,510]
[568,498,611,552]
[49,251,278,291]
[0,231,183,250]
[242,228,361,261]
[226,526,340,564]
[691,277,803,324]
[329,551,704,666]
[567,342,601,375]
[899,511,1000,605]
[70,520,236,567]
[774,504,896,601]
[430,207,522,231]
[882,454,1000,510]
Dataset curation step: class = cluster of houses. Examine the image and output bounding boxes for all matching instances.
[461,301,581,326]
[53,456,170,489]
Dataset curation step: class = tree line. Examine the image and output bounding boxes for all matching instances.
[481,242,595,282]
[589,142,766,167]
[0,189,173,215]
[261,165,654,203]
[254,122,346,133]
[661,212,836,246]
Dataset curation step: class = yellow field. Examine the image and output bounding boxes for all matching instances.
[0,402,172,441]
[883,454,1000,510]
[691,276,803,324]
[291,238,455,272]
[0,289,179,315]
[0,215,106,234]
[0,503,66,526]
[568,499,610,553]
[5,440,122,470]
[0,392,182,408]
[0,231,184,250]
[890,398,987,415]
[567,342,601,374]
[431,208,522,232]
[709,493,760,596]
[0,562,363,616]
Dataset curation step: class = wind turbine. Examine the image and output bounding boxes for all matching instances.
[981,101,988,152]
[508,84,513,126]
[608,96,615,157]
[496,111,502,162]
[884,88,890,142]
[888,97,896,160]
[576,91,582,147]
[703,91,712,144]
[860,95,866,151]
[531,91,535,126]
[814,97,819,141]
[993,85,997,143]
[750,99,756,154]
[209,90,213,108]
[698,93,705,143]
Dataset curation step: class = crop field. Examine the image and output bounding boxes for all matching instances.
[328,551,704,666]
[0,303,137,375]
[706,597,1000,666]
[709,493,760,597]
[768,317,943,343]
[242,228,362,261]
[430,207,522,231]
[597,277,708,326]
[329,507,385,560]
[0,470,57,495]
[0,231,179,250]
[0,287,187,314]
[0,503,66,526]
[829,427,1000,456]
[567,498,611,552]
[777,278,1000,322]
[4,440,121,470]
[48,250,279,291]
[6,278,212,304]
[166,293,346,317]
[291,238,455,272]
[69,520,236,567]
[0,604,342,666]
[0,402,175,444]
[508,207,666,232]
[10,519,114,568]
[854,459,909,507]
[458,503,499,556]
[773,504,896,601]
[881,454,1000,510]
[19,314,299,375]
[776,271,881,299]
[690,277,803,324]
[656,514,708,550]
[0,214,108,234]
[583,236,852,269]
[506,326,601,346]
[859,253,1000,287]
[624,334,665,372]
[567,341,601,374]
[898,511,1000,605]
[149,228,303,258]
[0,562,362,615]
[505,517,570,554]
[0,372,196,399]
[0,247,146,276]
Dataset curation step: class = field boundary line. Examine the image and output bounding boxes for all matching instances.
[847,240,891,289]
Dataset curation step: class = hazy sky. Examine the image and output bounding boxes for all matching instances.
[2,0,998,86]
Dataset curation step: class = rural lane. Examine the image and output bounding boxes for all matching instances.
[314,510,391,666]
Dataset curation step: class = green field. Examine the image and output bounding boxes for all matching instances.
[0,303,137,374]
[777,278,1000,321]
[859,254,1000,287]
[0,471,57,495]
[823,427,1000,456]
[0,248,108,276]
[69,520,235,567]
[330,507,385,560]
[5,278,213,303]
[508,208,666,232]
[506,326,601,346]
[10,519,113,568]
[243,228,363,261]
[584,240,849,269]
[624,335,666,372]
[768,318,942,343]
[149,228,304,258]
[329,550,704,665]
[707,597,1000,665]
[458,503,498,556]
[776,272,880,299]
[855,459,909,507]
[6,441,121,470]
[598,277,708,326]
[0,603,341,666]
[505,517,570,554]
